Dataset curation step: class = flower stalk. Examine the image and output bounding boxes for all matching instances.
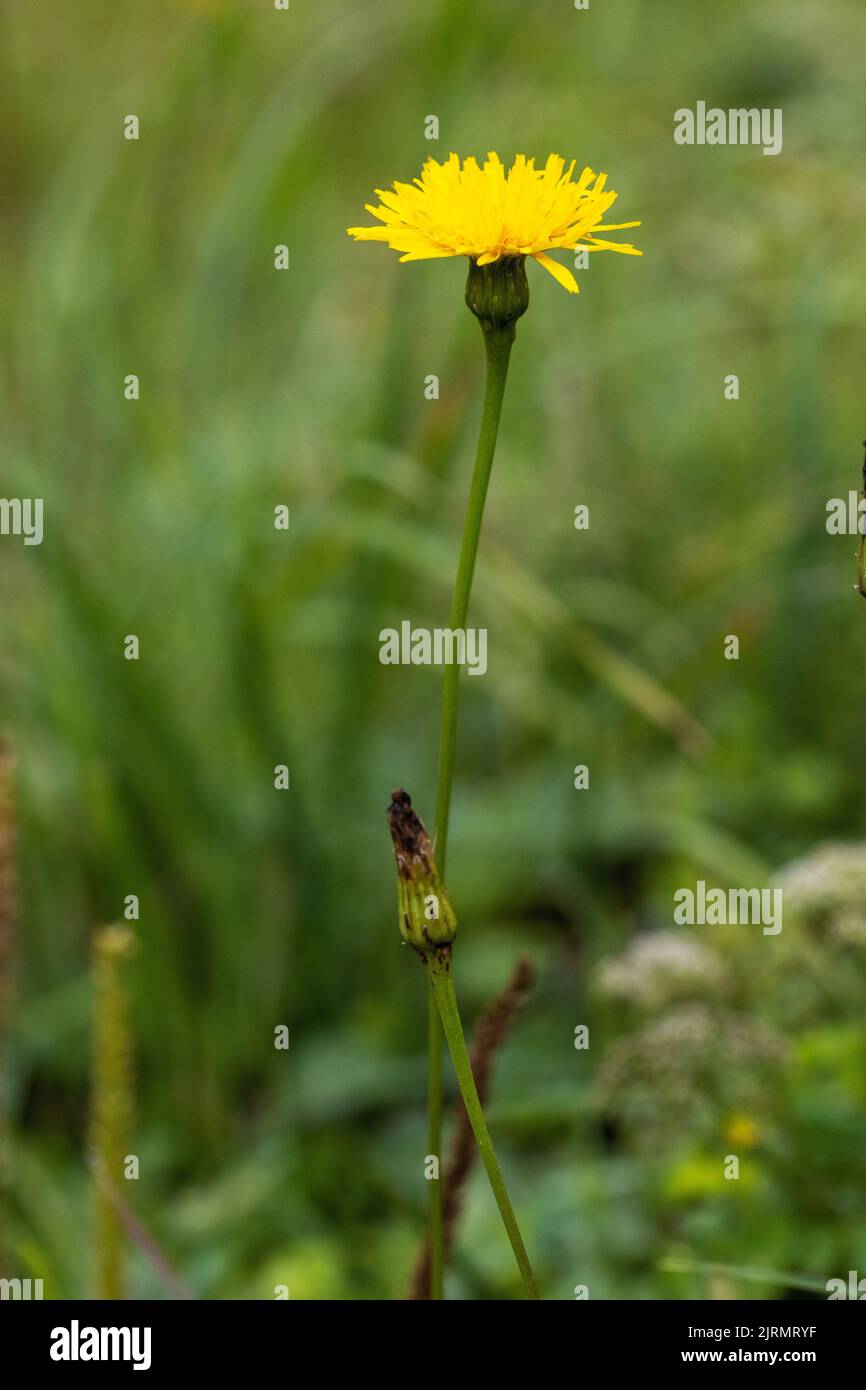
[427,951,539,1299]
[425,257,528,1297]
[352,153,640,1300]
[409,956,535,1298]
[89,925,136,1300]
[434,260,526,862]
[388,789,538,1298]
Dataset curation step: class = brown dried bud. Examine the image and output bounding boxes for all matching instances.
[387,790,457,956]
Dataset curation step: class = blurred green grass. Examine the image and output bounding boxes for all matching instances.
[2,0,866,1298]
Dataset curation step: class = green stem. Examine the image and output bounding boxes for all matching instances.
[428,952,539,1299]
[426,321,516,1297]
[434,322,514,864]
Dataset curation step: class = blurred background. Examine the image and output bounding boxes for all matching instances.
[1,0,865,1300]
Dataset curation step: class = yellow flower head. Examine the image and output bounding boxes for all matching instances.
[347,151,641,295]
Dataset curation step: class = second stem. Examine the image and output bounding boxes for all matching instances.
[428,952,540,1299]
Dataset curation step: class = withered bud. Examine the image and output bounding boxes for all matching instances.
[387,789,457,957]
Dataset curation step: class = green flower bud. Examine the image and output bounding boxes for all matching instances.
[465,255,530,333]
[387,789,457,958]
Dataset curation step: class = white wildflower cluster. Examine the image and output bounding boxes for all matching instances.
[595,930,727,1010]
[595,1004,787,1142]
[830,911,866,946]
[775,842,866,944]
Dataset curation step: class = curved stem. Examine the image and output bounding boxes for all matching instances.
[427,953,539,1299]
[434,323,514,866]
[426,322,515,1297]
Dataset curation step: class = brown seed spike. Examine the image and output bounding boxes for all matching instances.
[387,789,432,881]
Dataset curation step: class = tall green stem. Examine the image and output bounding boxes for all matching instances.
[428,952,539,1299]
[426,321,515,1297]
[90,925,135,1300]
[434,323,513,862]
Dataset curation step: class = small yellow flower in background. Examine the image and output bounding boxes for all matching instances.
[347,151,641,294]
[724,1112,761,1149]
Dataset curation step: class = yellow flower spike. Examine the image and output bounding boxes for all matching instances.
[347,151,641,295]
[89,925,136,1301]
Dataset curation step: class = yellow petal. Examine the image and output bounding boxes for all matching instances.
[475,251,500,266]
[398,247,456,262]
[533,252,579,293]
[585,238,643,256]
[346,226,392,241]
